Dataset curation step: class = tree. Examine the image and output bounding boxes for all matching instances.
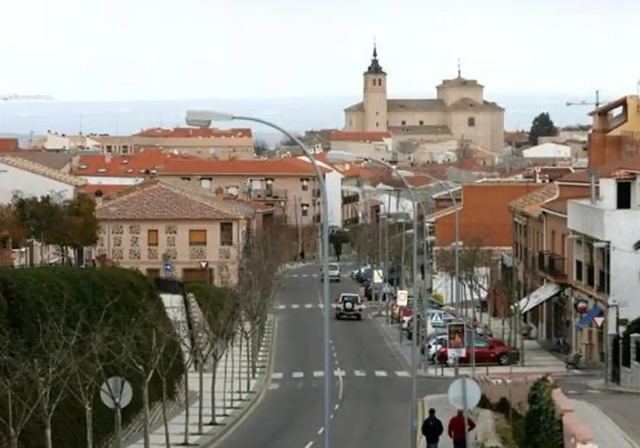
[0,205,27,249]
[329,230,350,261]
[523,377,563,448]
[12,196,61,266]
[455,136,474,161]
[253,139,271,157]
[529,112,558,145]
[66,194,99,266]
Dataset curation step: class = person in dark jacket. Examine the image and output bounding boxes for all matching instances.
[448,410,476,448]
[421,408,444,448]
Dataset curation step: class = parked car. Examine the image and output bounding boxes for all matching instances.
[355,267,372,284]
[436,337,519,366]
[422,332,448,361]
[321,263,341,282]
[335,293,364,320]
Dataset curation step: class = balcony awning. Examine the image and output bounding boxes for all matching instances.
[576,305,603,330]
[518,282,561,314]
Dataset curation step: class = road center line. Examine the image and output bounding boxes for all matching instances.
[317,427,324,435]
[304,441,314,448]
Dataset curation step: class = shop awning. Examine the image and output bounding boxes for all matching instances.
[518,282,561,314]
[576,305,603,330]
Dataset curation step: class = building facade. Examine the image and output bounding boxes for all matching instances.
[343,46,505,152]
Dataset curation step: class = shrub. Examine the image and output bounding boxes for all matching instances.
[0,267,183,448]
[523,377,563,448]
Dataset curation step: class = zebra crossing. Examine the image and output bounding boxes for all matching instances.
[275,303,365,310]
[286,273,351,279]
[269,369,410,380]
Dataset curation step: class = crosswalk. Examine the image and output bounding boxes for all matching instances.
[275,303,366,310]
[270,369,410,380]
[286,273,351,279]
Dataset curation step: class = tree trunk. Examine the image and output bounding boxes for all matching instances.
[197,354,204,434]
[209,359,218,425]
[183,365,190,445]
[9,431,18,448]
[223,348,229,415]
[230,338,235,408]
[245,332,251,392]
[114,405,122,448]
[45,415,53,448]
[142,379,151,448]
[161,379,170,448]
[85,404,93,448]
[237,333,243,399]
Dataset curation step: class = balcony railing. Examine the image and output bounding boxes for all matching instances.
[249,189,288,200]
[538,251,567,279]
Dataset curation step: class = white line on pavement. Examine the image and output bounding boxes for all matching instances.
[317,427,324,435]
[291,274,299,277]
[313,371,324,377]
[304,441,314,448]
[338,371,344,400]
[301,274,309,277]
[374,370,388,377]
[268,382,280,390]
[272,372,283,379]
[395,371,410,377]
[291,304,300,309]
[334,403,340,410]
[354,370,366,377]
[330,414,334,419]
[292,371,304,378]
[304,304,313,309]
[277,305,286,309]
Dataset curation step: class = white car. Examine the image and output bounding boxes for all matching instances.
[321,263,341,282]
[335,293,364,320]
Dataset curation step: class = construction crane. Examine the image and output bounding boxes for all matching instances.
[566,90,602,109]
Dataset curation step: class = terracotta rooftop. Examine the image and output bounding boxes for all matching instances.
[2,150,76,170]
[329,131,392,142]
[541,197,570,215]
[81,184,130,197]
[134,127,252,138]
[0,156,86,187]
[509,183,559,218]
[0,138,19,152]
[96,178,253,221]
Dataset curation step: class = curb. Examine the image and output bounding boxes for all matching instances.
[371,314,411,371]
[416,394,425,448]
[201,314,279,447]
[587,379,640,395]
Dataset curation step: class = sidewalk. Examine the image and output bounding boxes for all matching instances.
[418,395,479,448]
[571,399,640,448]
[126,316,275,447]
[373,314,567,377]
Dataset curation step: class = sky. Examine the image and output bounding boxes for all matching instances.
[2,0,640,101]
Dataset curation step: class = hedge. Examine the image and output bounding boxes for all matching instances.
[0,267,184,448]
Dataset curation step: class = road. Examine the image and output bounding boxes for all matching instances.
[218,261,450,448]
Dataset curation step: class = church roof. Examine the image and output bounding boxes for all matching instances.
[448,98,505,112]
[437,76,484,89]
[387,99,448,112]
[364,44,385,75]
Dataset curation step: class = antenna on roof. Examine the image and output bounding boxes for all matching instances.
[457,57,461,78]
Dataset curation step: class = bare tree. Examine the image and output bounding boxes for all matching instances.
[153,326,182,448]
[173,306,198,446]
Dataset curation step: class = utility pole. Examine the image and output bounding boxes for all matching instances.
[566,90,602,109]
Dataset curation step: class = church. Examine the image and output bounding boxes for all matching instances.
[343,46,505,152]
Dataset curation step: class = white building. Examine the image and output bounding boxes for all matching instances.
[297,156,343,228]
[0,156,86,203]
[522,142,572,160]
[567,170,640,327]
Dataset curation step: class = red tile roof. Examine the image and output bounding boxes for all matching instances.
[134,127,252,138]
[81,184,130,196]
[73,149,192,177]
[329,131,392,142]
[0,138,19,152]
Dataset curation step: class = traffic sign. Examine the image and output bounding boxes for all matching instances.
[430,313,443,324]
[448,377,481,410]
[199,260,209,270]
[447,322,467,358]
[396,290,408,307]
[163,262,173,272]
[100,376,133,410]
[373,269,384,284]
[594,316,605,327]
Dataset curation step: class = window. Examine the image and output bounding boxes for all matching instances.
[561,234,566,256]
[574,239,583,282]
[200,177,212,189]
[220,222,233,246]
[617,181,631,209]
[468,117,476,127]
[401,120,406,126]
[181,177,191,182]
[551,230,556,253]
[146,268,160,279]
[376,122,379,128]
[189,229,207,246]
[376,111,379,116]
[419,120,424,126]
[301,204,309,217]
[301,178,309,191]
[147,229,158,246]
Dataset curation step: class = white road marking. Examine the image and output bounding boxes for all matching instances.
[330,413,334,419]
[277,305,286,309]
[374,370,388,377]
[311,274,318,277]
[586,390,601,394]
[291,304,300,309]
[354,370,366,377]
[334,403,340,410]
[334,368,345,377]
[304,442,314,448]
[292,371,304,379]
[302,274,309,277]
[272,372,283,379]
[313,371,324,377]
[304,304,313,309]
[338,371,344,400]
[332,352,337,358]
[318,304,324,309]
[395,371,410,377]
[291,274,299,278]
[268,382,280,390]
[317,427,324,435]
[566,390,578,395]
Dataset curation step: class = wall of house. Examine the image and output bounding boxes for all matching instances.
[386,111,449,127]
[344,111,365,131]
[0,163,77,203]
[436,183,539,247]
[448,109,504,152]
[82,175,142,185]
[96,219,243,286]
[329,140,392,160]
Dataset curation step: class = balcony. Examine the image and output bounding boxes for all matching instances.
[538,251,567,281]
[249,189,288,201]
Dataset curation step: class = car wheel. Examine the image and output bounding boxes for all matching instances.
[356,314,362,320]
[335,313,340,320]
[497,353,511,366]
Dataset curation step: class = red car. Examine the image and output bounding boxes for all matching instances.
[436,337,519,366]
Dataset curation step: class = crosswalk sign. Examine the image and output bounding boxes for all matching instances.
[430,313,443,324]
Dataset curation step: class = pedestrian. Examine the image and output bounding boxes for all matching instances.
[421,408,444,448]
[448,409,476,448]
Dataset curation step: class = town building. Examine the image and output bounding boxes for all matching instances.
[343,46,505,152]
[94,178,271,285]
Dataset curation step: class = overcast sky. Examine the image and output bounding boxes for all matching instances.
[2,0,639,101]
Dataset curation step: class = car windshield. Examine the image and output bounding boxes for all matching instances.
[329,264,339,271]
[341,295,359,302]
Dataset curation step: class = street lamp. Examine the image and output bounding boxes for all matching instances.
[186,110,332,448]
[328,150,419,448]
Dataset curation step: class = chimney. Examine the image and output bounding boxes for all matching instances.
[589,170,598,204]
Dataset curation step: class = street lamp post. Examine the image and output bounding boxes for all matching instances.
[186,110,332,448]
[327,151,419,448]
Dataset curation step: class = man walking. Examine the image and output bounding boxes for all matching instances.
[421,408,444,448]
[448,410,476,448]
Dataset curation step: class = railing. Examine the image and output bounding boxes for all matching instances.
[249,189,288,200]
[342,193,360,205]
[538,251,567,279]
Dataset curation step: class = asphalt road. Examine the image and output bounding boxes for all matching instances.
[219,261,450,448]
